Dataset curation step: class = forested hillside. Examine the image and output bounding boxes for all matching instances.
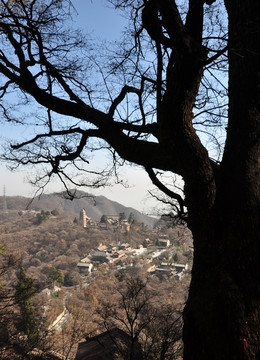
[0,191,155,227]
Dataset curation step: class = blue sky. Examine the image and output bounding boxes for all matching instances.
[0,0,159,213]
[72,0,126,39]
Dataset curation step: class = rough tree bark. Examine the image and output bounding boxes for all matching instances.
[183,0,260,358]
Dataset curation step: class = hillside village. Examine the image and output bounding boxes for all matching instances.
[0,195,192,360]
[77,209,190,283]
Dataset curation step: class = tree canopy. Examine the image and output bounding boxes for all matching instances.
[0,0,227,214]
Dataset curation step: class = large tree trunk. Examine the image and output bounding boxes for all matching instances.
[183,0,260,359]
[183,205,260,359]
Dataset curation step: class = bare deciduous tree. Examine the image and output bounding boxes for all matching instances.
[0,0,259,358]
[97,276,183,360]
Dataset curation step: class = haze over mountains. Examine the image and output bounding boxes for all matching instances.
[0,191,156,227]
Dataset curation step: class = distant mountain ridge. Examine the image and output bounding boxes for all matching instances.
[0,191,156,227]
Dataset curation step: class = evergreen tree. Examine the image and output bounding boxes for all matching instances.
[0,244,6,256]
[14,267,40,349]
[48,266,64,288]
[119,212,126,222]
[100,214,108,223]
[35,210,50,225]
[128,212,136,224]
